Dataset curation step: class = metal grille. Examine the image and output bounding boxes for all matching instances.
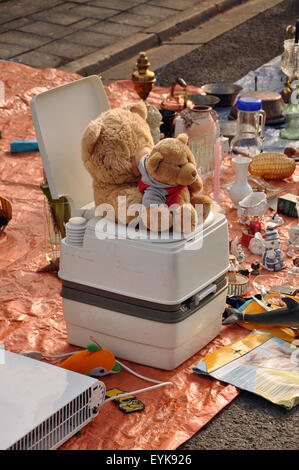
[8,385,102,450]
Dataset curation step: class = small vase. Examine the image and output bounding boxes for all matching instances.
[229,156,252,208]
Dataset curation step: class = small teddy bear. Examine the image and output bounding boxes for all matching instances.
[138,133,212,233]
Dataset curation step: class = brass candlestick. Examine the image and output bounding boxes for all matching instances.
[282,77,293,103]
[132,52,156,102]
[286,24,296,38]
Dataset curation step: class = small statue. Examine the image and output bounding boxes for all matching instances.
[251,261,260,276]
[287,244,295,258]
[249,232,264,255]
[261,229,285,272]
[232,236,246,264]
[146,104,164,144]
[270,212,285,228]
[285,256,299,285]
[288,223,299,250]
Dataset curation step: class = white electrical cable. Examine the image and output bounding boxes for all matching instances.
[104,382,172,403]
[19,350,173,400]
[19,351,76,360]
[103,359,172,403]
[116,359,169,385]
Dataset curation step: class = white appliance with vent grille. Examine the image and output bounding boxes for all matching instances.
[0,350,106,450]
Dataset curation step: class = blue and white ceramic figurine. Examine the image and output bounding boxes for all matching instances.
[261,229,285,271]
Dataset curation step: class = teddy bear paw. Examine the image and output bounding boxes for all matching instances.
[173,204,198,234]
[141,205,173,232]
[191,195,213,222]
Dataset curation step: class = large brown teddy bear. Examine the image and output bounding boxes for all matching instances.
[138,133,212,233]
[81,101,154,224]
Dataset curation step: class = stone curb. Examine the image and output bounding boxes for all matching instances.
[60,0,250,75]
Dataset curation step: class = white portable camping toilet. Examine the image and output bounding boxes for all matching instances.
[31,78,230,371]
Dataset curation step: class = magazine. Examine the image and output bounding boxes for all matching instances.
[193,331,299,408]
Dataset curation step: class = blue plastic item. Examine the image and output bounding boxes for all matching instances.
[10,140,39,153]
[236,97,262,112]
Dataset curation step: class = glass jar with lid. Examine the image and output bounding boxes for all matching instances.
[175,105,217,178]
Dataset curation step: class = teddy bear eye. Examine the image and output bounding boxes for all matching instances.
[178,164,183,168]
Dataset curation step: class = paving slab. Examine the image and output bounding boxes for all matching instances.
[128,4,179,20]
[66,5,119,20]
[88,0,143,9]
[87,21,142,38]
[0,30,52,48]
[30,10,84,26]
[18,20,72,38]
[0,42,30,59]
[0,17,33,35]
[37,38,97,59]
[13,49,63,68]
[148,0,198,9]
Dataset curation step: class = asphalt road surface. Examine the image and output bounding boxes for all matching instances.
[156,0,299,452]
[157,0,299,88]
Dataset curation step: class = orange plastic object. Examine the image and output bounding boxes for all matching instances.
[59,344,117,375]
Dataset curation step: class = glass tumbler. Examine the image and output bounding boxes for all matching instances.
[44,197,71,263]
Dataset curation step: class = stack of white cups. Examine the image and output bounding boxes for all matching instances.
[65,217,87,247]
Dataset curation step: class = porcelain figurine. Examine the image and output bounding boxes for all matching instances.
[146,104,164,144]
[287,244,295,258]
[251,261,260,276]
[261,229,285,272]
[271,212,285,227]
[232,236,246,264]
[288,223,299,250]
[286,257,299,284]
[249,232,264,255]
[237,191,267,225]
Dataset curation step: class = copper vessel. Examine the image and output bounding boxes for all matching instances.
[160,77,193,112]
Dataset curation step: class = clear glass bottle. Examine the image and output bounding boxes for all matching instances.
[230,97,266,158]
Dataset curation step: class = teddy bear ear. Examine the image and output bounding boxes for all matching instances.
[127,101,147,121]
[177,133,189,145]
[82,120,102,155]
[147,152,163,173]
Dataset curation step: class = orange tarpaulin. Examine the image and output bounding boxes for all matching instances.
[0,60,298,450]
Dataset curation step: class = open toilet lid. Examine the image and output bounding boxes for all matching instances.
[31,75,109,211]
